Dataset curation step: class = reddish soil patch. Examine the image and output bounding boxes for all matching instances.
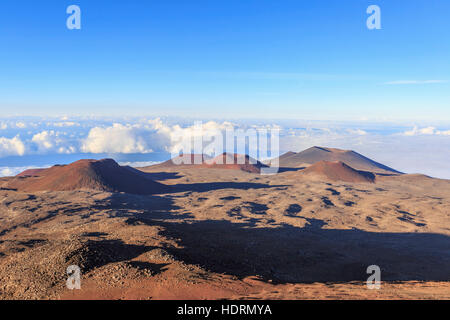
[16,169,47,177]
[302,161,376,183]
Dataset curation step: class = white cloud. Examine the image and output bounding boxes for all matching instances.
[32,130,76,154]
[3,117,450,179]
[81,123,157,154]
[53,121,79,127]
[0,165,51,177]
[0,136,26,157]
[0,167,16,177]
[32,131,56,150]
[80,119,237,155]
[347,129,367,135]
[404,126,435,136]
[169,120,235,154]
[119,161,162,167]
[0,118,242,156]
[418,127,436,135]
[403,126,450,136]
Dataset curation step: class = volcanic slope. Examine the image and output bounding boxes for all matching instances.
[300,160,376,183]
[276,146,401,174]
[7,159,167,194]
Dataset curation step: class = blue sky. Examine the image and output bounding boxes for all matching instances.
[1,1,450,178]
[0,0,449,120]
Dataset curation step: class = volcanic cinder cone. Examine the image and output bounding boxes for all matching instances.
[301,160,376,183]
[9,159,168,194]
[276,146,401,174]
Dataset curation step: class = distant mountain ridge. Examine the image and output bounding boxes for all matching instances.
[147,152,268,173]
[6,147,402,193]
[276,146,401,174]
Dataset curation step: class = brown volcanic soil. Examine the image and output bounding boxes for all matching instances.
[276,146,401,174]
[6,159,167,195]
[0,155,449,300]
[301,161,376,183]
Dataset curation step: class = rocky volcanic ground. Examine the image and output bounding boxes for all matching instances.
[0,149,449,300]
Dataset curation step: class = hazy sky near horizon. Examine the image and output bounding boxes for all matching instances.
[2,116,450,179]
[0,0,449,120]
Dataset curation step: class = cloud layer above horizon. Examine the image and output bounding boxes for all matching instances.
[1,117,450,179]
